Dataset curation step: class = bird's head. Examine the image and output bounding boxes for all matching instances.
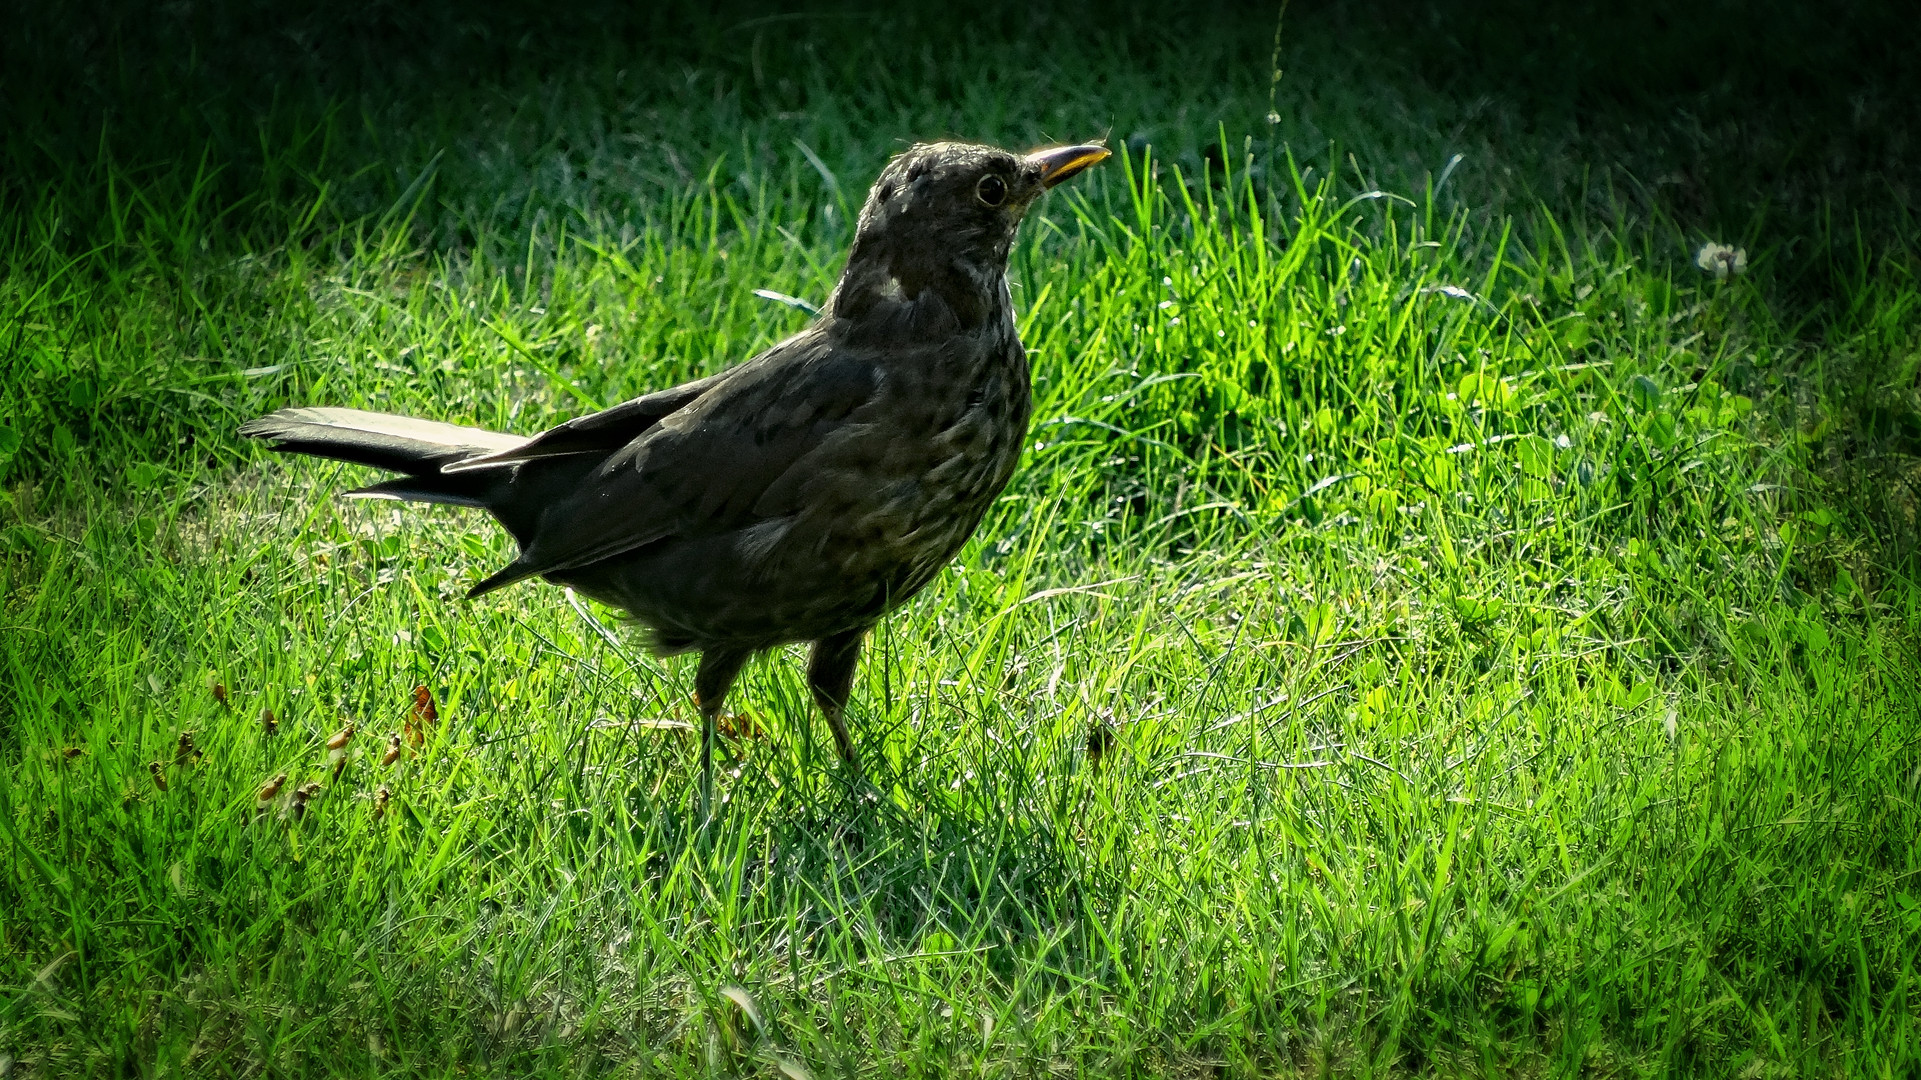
[832,141,1109,331]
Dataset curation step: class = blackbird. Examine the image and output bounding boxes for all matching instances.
[241,140,1109,805]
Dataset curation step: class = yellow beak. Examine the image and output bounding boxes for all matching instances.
[1028,144,1112,188]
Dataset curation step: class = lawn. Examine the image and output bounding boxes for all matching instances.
[3,2,1919,1076]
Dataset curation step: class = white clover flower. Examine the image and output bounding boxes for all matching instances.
[1695,242,1748,280]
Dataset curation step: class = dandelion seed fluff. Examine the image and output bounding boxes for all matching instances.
[1695,242,1747,280]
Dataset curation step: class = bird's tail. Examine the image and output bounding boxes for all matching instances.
[238,406,526,508]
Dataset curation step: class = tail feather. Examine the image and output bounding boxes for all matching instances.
[344,476,492,508]
[465,557,544,598]
[242,405,604,595]
[238,407,524,474]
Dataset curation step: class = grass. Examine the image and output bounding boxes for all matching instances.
[3,2,1920,1076]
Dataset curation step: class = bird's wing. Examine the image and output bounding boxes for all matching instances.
[469,331,880,595]
[444,369,733,472]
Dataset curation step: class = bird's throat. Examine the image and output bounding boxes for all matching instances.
[833,248,1009,340]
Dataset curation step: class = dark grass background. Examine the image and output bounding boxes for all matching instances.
[8,0,1917,255]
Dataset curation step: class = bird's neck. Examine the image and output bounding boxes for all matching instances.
[829,245,1010,338]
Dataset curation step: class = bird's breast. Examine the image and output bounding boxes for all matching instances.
[814,339,1028,588]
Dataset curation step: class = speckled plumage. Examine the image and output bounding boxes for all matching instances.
[240,140,1108,787]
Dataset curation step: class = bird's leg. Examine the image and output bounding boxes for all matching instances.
[693,648,750,824]
[807,628,868,774]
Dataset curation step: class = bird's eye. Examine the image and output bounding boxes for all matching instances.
[976,174,1007,207]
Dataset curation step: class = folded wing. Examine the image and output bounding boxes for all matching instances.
[445,370,731,471]
[468,335,880,596]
